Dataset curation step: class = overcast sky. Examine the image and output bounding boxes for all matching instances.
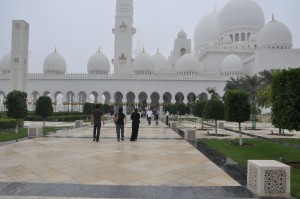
[1,0,300,73]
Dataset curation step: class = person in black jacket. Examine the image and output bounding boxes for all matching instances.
[130,108,140,141]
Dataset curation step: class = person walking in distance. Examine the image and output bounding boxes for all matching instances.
[146,108,152,125]
[130,108,140,141]
[91,104,104,142]
[115,107,127,142]
[154,109,159,125]
[165,110,169,126]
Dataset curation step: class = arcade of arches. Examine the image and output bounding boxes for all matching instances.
[0,90,209,113]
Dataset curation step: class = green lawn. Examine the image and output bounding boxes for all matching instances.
[0,127,69,142]
[201,138,300,199]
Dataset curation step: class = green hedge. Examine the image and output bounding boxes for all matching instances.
[0,119,17,129]
[26,115,87,122]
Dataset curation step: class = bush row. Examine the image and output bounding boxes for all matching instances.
[26,115,87,122]
[0,119,17,129]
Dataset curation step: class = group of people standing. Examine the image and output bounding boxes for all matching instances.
[91,106,168,143]
[145,108,159,125]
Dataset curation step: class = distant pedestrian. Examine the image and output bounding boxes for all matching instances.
[165,111,169,125]
[154,110,159,125]
[146,108,152,125]
[130,108,140,141]
[91,104,104,142]
[115,107,127,142]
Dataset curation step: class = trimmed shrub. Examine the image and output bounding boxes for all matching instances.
[0,119,17,129]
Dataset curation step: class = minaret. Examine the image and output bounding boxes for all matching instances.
[112,0,136,76]
[10,20,29,92]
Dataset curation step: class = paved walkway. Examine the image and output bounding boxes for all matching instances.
[0,119,256,198]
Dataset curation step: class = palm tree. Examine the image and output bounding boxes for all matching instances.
[240,75,263,129]
[224,77,242,92]
[257,69,281,108]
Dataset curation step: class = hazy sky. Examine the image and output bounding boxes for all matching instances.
[1,0,300,73]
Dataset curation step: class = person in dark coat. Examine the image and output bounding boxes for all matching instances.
[115,107,126,142]
[130,108,140,141]
[91,104,104,142]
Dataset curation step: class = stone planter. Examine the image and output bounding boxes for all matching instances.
[247,160,290,198]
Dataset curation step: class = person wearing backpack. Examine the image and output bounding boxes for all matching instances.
[115,107,126,142]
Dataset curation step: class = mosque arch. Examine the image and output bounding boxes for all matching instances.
[150,92,160,111]
[138,92,148,111]
[77,91,87,103]
[114,91,123,110]
[76,91,87,112]
[66,91,75,111]
[241,33,246,41]
[175,92,184,104]
[53,91,63,112]
[247,32,251,40]
[198,92,208,101]
[126,91,135,114]
[90,91,99,103]
[43,91,51,97]
[187,92,197,114]
[187,92,196,105]
[103,91,111,104]
[235,33,239,42]
[180,48,186,57]
[162,92,172,109]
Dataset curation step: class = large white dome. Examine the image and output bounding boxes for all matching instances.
[221,54,243,74]
[132,50,155,75]
[176,53,202,74]
[87,49,110,74]
[257,19,293,49]
[152,51,170,73]
[0,53,11,74]
[43,49,66,74]
[218,0,265,34]
[194,10,219,48]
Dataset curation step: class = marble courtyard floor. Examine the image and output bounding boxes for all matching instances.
[0,119,257,199]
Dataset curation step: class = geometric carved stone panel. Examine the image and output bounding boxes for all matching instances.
[248,165,258,191]
[264,170,288,194]
[184,128,196,140]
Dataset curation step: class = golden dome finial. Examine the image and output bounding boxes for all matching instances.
[142,46,145,53]
[272,13,275,21]
[98,46,101,53]
[157,48,160,54]
[54,47,57,53]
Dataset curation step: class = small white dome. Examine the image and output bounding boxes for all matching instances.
[176,53,202,74]
[177,29,187,39]
[132,50,155,74]
[0,53,11,74]
[43,49,66,74]
[218,0,265,34]
[194,10,219,47]
[257,19,292,49]
[221,54,243,73]
[152,51,170,73]
[249,33,257,43]
[87,49,110,74]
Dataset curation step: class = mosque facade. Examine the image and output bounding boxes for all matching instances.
[0,0,300,113]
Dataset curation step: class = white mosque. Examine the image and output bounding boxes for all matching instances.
[0,0,299,113]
